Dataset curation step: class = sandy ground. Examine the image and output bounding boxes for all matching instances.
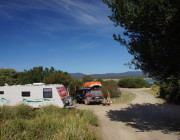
[75,88,180,140]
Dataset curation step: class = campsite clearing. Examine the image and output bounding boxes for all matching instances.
[76,88,180,140]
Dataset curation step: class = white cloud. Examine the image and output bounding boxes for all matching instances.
[0,0,121,39]
[58,0,109,25]
[76,42,99,50]
[0,0,109,25]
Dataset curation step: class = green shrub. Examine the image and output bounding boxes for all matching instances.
[118,77,151,88]
[101,80,121,98]
[0,69,18,86]
[151,84,160,92]
[158,79,180,104]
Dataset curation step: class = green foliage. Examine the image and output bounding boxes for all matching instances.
[18,66,44,84]
[68,78,83,96]
[0,66,83,97]
[101,80,120,98]
[104,0,180,103]
[82,75,94,83]
[17,66,73,87]
[104,0,180,79]
[0,105,98,140]
[151,83,160,92]
[0,69,18,86]
[95,78,103,83]
[18,66,56,84]
[118,77,151,88]
[158,79,180,104]
[44,71,71,87]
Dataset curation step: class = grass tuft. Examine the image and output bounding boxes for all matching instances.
[0,104,98,140]
[144,89,165,103]
[111,92,136,104]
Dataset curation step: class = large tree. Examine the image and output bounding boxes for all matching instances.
[104,0,180,103]
[82,75,94,83]
[44,71,71,87]
[18,66,44,84]
[0,69,18,86]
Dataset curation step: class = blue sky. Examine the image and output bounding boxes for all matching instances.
[0,0,135,74]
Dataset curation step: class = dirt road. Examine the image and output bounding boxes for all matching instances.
[76,88,180,140]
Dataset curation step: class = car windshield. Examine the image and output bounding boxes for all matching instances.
[91,89,102,96]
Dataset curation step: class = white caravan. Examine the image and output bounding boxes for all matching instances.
[0,83,69,108]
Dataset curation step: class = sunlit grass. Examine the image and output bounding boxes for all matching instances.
[111,92,136,104]
[144,88,165,103]
[0,105,98,140]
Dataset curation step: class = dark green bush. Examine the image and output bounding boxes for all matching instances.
[82,75,94,83]
[101,80,121,98]
[0,69,18,86]
[118,77,151,88]
[158,79,180,104]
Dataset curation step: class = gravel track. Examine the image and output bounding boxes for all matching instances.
[76,88,180,140]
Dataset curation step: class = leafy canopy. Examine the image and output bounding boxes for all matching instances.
[82,75,94,83]
[103,0,180,103]
[103,0,180,80]
[0,69,18,86]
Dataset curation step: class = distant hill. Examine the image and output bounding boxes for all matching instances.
[69,73,86,78]
[70,71,146,79]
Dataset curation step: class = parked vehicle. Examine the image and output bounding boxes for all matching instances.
[64,95,73,107]
[0,83,73,108]
[75,82,104,105]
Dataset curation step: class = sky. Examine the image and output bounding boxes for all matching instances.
[0,0,135,74]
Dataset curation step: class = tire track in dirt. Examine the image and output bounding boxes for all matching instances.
[76,88,180,140]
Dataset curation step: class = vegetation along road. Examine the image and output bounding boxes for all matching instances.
[76,88,180,140]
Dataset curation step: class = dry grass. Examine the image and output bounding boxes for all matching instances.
[0,104,98,140]
[144,87,165,103]
[111,92,136,104]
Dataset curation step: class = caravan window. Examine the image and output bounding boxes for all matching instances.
[22,91,30,97]
[0,91,4,94]
[43,88,52,98]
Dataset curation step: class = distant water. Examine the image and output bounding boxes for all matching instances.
[144,79,157,83]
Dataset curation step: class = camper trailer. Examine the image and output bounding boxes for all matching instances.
[0,83,71,108]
